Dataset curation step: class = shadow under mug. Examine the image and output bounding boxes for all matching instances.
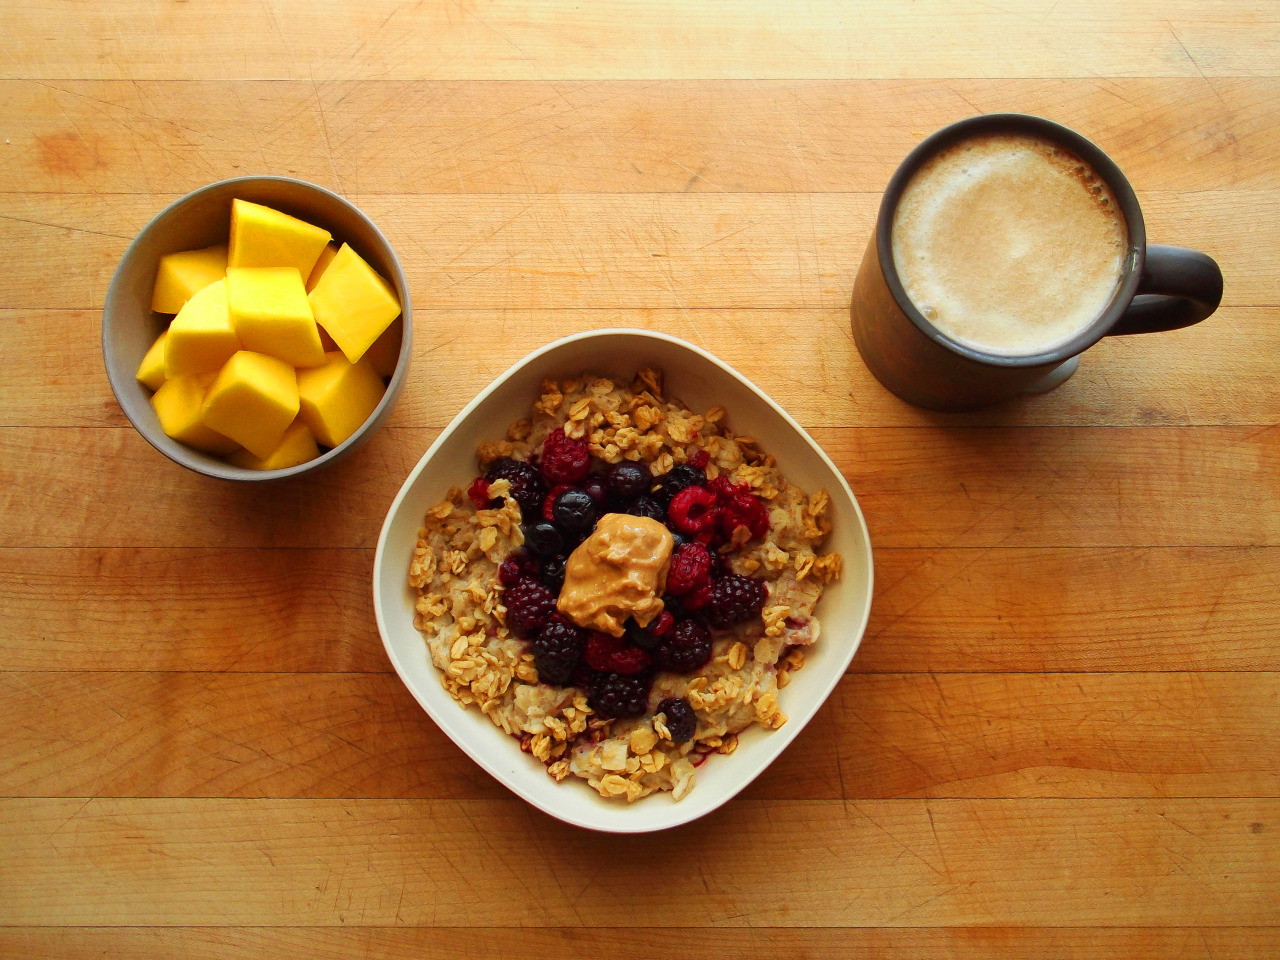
[850,114,1224,411]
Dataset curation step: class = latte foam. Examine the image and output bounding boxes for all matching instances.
[891,133,1127,356]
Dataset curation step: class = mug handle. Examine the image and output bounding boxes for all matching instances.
[1108,244,1224,336]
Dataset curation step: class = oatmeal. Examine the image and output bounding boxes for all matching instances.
[409,369,841,802]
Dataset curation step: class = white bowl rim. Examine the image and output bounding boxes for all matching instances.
[373,328,873,832]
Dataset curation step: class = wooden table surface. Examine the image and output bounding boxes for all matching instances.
[2,2,1278,957]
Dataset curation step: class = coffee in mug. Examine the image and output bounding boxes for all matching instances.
[850,114,1223,410]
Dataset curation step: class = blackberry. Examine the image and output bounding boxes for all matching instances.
[539,554,567,592]
[485,457,545,519]
[657,619,712,673]
[607,461,652,499]
[589,672,651,718]
[531,616,586,686]
[552,488,598,532]
[655,697,697,743]
[498,551,538,586]
[523,521,564,557]
[625,496,665,523]
[705,574,768,629]
[502,576,557,638]
[656,463,707,504]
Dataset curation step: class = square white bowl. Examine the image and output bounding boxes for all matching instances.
[373,330,873,832]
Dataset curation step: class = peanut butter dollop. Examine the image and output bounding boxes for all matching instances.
[556,513,674,637]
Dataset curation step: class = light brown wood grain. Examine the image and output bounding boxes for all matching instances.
[4,426,1276,549]
[3,546,1277,674]
[2,797,1275,926]
[6,78,1277,195]
[2,0,1277,950]
[1,191,1272,312]
[4,1,1278,81]
[6,307,1278,429]
[3,926,1277,960]
[1,671,1275,801]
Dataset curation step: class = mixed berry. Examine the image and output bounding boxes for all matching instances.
[482,426,771,724]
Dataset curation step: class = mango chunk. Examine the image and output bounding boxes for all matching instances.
[308,244,401,364]
[228,199,331,280]
[297,351,386,448]
[151,373,240,456]
[305,241,341,292]
[228,419,320,471]
[226,267,326,368]
[150,243,228,315]
[136,330,169,391]
[164,279,241,378]
[199,351,300,459]
[362,315,403,379]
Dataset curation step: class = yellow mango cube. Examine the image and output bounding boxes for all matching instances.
[150,243,228,314]
[164,279,241,378]
[151,374,240,456]
[305,241,341,292]
[308,244,402,364]
[228,199,331,280]
[226,267,326,368]
[199,351,300,459]
[228,419,320,471]
[136,330,169,391]
[297,351,386,448]
[362,316,403,379]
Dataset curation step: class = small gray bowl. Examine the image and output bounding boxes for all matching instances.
[102,176,412,481]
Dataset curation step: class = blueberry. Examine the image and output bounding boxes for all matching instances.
[582,476,610,507]
[656,463,707,504]
[626,618,664,651]
[552,488,598,532]
[625,496,665,523]
[540,555,567,592]
[608,461,652,499]
[670,532,688,550]
[524,521,564,557]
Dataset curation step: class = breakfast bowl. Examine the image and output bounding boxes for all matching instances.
[102,176,412,481]
[373,329,873,833]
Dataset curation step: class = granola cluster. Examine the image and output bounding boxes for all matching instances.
[409,369,840,802]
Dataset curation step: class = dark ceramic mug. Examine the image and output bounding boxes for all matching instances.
[850,114,1224,411]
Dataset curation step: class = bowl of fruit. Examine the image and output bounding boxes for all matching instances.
[102,176,411,480]
[373,329,874,832]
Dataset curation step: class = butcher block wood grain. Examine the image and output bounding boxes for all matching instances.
[1,2,1276,957]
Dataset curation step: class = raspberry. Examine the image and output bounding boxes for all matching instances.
[485,458,545,519]
[666,542,712,596]
[584,633,625,672]
[531,616,586,686]
[667,485,717,536]
[541,484,573,521]
[589,672,650,718]
[540,428,591,486]
[656,697,697,742]
[467,476,492,509]
[689,450,710,469]
[705,574,767,629]
[682,580,714,612]
[656,463,707,507]
[607,645,651,676]
[707,476,769,541]
[657,619,712,673]
[502,576,557,638]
